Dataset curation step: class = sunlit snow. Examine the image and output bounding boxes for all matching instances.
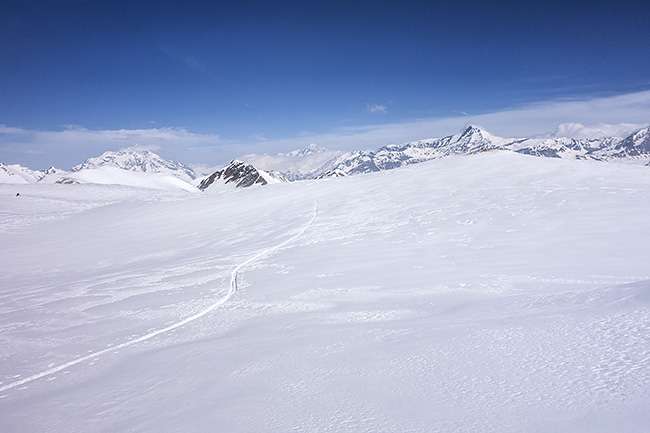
[1,151,649,432]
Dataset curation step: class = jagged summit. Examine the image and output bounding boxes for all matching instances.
[454,125,505,145]
[314,125,650,178]
[458,124,488,137]
[198,160,284,191]
[72,147,196,182]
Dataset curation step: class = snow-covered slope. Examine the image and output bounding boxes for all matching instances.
[198,159,284,190]
[0,163,66,184]
[317,125,650,177]
[1,152,650,432]
[55,166,199,191]
[0,163,38,183]
[72,147,197,182]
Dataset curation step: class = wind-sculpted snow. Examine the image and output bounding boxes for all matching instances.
[0,201,317,394]
[1,152,650,432]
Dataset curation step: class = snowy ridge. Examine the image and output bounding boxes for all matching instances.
[0,163,66,184]
[0,163,37,184]
[316,125,650,177]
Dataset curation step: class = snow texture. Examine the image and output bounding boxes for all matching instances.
[1,152,649,433]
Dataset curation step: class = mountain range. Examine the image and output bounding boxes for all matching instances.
[240,143,342,181]
[2,125,649,189]
[316,125,650,177]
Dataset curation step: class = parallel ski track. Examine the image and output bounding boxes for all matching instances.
[0,201,319,394]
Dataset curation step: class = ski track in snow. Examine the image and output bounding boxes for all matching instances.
[0,202,319,394]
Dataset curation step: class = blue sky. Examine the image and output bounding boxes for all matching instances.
[2,0,650,169]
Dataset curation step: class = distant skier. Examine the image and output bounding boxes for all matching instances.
[16,192,20,197]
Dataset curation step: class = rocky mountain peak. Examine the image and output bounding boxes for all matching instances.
[198,160,284,191]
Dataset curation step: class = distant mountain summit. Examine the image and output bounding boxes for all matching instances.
[282,143,328,158]
[71,147,196,182]
[316,125,650,177]
[241,144,344,181]
[198,160,284,191]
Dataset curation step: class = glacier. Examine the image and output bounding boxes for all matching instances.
[1,151,649,432]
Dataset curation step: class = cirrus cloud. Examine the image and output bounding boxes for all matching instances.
[2,90,650,170]
[366,103,387,114]
[0,125,225,169]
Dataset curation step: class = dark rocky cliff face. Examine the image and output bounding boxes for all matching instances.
[198,160,269,190]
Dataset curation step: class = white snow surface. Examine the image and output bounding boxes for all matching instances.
[0,163,42,184]
[1,151,649,432]
[56,166,198,191]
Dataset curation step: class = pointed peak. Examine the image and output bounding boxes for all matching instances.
[282,143,328,157]
[301,143,326,155]
[460,125,488,136]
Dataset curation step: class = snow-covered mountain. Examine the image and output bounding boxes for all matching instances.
[0,163,68,184]
[0,150,197,191]
[0,163,40,184]
[39,166,69,179]
[316,125,650,177]
[198,160,285,191]
[241,144,344,181]
[282,143,331,158]
[71,147,196,182]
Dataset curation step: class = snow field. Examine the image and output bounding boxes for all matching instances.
[1,151,649,432]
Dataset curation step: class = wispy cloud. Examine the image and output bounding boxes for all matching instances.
[366,103,387,114]
[249,133,268,141]
[157,46,211,75]
[229,90,650,153]
[546,122,648,139]
[0,126,223,168]
[2,90,650,169]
